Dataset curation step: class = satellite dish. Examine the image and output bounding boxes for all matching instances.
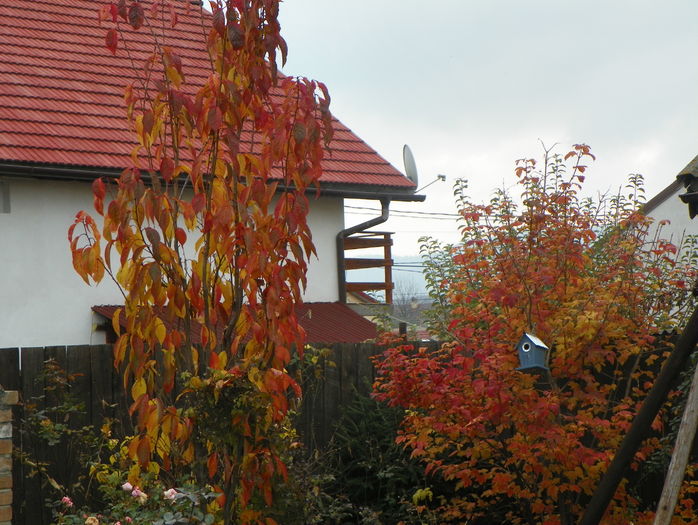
[403,144,419,187]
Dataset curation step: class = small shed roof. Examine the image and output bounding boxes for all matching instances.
[93,302,377,344]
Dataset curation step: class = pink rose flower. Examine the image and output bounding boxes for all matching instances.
[131,487,148,504]
[163,488,178,501]
[121,482,133,492]
[61,496,73,507]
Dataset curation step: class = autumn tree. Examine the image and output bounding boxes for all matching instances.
[68,1,331,523]
[374,145,698,524]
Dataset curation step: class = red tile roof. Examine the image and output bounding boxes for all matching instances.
[0,0,415,191]
[93,302,377,344]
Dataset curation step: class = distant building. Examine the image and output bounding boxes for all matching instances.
[643,155,698,244]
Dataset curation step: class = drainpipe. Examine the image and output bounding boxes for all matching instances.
[336,197,391,303]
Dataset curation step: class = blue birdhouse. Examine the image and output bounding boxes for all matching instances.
[516,332,549,371]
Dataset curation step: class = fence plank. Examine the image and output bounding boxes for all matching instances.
[339,343,356,407]
[112,357,132,436]
[43,346,66,418]
[44,345,73,512]
[321,345,341,446]
[67,345,92,429]
[19,347,47,525]
[356,343,376,397]
[90,345,113,428]
[0,348,19,391]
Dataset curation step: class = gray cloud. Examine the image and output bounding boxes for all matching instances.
[280,0,698,254]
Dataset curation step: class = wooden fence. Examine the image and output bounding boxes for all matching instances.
[0,341,438,525]
[0,345,129,525]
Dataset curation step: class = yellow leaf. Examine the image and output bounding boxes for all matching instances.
[112,308,122,337]
[154,318,166,345]
[248,366,264,390]
[127,463,141,486]
[134,114,144,146]
[183,443,194,463]
[166,66,182,87]
[132,378,147,401]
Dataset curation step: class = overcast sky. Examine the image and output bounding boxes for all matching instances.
[278,1,698,256]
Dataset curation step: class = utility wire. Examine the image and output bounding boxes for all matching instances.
[345,205,460,218]
[346,212,460,221]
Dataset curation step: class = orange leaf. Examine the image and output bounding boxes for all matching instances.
[136,435,151,466]
[207,452,218,479]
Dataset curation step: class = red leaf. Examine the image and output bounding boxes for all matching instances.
[211,8,225,36]
[117,0,128,20]
[92,177,106,199]
[128,1,144,30]
[160,158,174,182]
[175,228,187,245]
[92,177,106,215]
[143,110,154,136]
[105,29,118,55]
[109,3,118,22]
[207,107,222,131]
[192,193,206,213]
[227,23,244,50]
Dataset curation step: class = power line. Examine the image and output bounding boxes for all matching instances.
[345,205,460,218]
[345,212,459,222]
[346,212,460,222]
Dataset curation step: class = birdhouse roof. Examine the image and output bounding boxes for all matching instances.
[523,332,549,349]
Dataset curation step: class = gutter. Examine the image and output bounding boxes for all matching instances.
[0,162,426,202]
[336,197,391,303]
[0,162,121,182]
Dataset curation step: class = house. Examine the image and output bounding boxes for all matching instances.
[0,0,423,348]
[643,154,698,244]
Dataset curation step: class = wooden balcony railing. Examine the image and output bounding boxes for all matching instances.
[343,231,394,304]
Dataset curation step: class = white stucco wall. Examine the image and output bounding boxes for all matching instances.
[304,195,343,302]
[0,177,343,348]
[645,187,698,247]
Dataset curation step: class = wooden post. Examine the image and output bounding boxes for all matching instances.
[383,232,393,304]
[653,356,698,525]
